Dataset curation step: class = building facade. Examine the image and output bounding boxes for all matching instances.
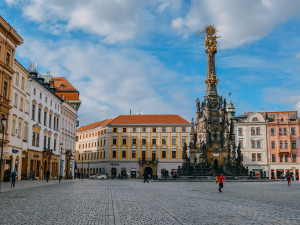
[235,112,268,177]
[266,111,300,180]
[0,16,23,180]
[76,115,190,179]
[6,60,28,180]
[23,70,62,180]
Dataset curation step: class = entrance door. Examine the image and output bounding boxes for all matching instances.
[111,168,117,178]
[214,159,218,171]
[144,167,153,178]
[131,170,136,178]
[36,161,40,178]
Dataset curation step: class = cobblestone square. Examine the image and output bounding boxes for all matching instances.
[0,180,300,225]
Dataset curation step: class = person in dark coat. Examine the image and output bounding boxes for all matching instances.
[11,168,17,187]
[46,170,50,182]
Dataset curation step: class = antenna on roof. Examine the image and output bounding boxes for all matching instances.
[130,109,131,115]
[136,110,142,115]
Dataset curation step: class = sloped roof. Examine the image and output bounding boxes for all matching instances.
[51,77,78,92]
[77,115,189,133]
[109,115,189,125]
[56,92,80,101]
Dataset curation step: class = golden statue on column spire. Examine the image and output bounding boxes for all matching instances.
[196,25,220,55]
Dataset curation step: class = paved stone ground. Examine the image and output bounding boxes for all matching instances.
[0,179,300,225]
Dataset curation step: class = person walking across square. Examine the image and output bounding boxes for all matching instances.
[11,168,17,187]
[218,173,225,192]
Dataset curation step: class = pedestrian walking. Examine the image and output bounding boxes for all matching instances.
[218,173,225,192]
[143,174,149,183]
[46,170,50,182]
[11,168,17,187]
[215,176,218,184]
[287,171,292,186]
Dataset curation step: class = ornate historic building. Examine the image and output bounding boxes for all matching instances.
[181,26,246,176]
[75,115,190,179]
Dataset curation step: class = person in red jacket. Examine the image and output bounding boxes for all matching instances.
[287,171,292,186]
[218,173,225,192]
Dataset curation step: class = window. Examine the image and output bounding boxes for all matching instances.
[279,128,282,135]
[256,127,260,135]
[172,127,176,132]
[11,119,15,135]
[256,140,261,148]
[20,98,23,111]
[132,138,136,145]
[43,136,47,149]
[44,111,47,126]
[257,153,262,161]
[56,118,59,131]
[251,127,255,135]
[113,128,117,133]
[252,117,258,121]
[280,118,284,122]
[271,128,275,136]
[251,140,255,148]
[54,139,56,151]
[38,108,41,123]
[48,137,50,149]
[40,93,42,99]
[3,81,8,98]
[152,128,156,132]
[284,141,288,149]
[142,139,146,145]
[113,138,117,145]
[49,115,52,128]
[280,154,283,162]
[252,153,256,161]
[45,97,47,103]
[6,52,10,66]
[292,140,296,149]
[123,128,127,133]
[182,127,186,133]
[14,94,17,107]
[132,151,136,158]
[162,128,166,133]
[32,105,36,120]
[33,88,36,95]
[272,154,276,163]
[271,141,275,149]
[53,117,56,130]
[32,131,36,146]
[292,154,297,163]
[36,133,40,147]
[122,151,126,158]
[112,151,116,158]
[291,127,295,135]
[50,100,52,106]
[238,128,243,136]
[142,128,146,133]
[152,139,156,145]
[162,151,166,158]
[172,137,176,145]
[21,77,25,90]
[172,151,176,159]
[238,140,243,148]
[162,138,166,145]
[122,138,126,145]
[132,128,136,133]
[280,141,283,149]
[284,128,287,135]
[285,154,288,162]
[18,122,21,137]
[182,138,186,145]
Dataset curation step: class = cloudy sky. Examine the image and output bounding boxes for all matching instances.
[1,0,300,126]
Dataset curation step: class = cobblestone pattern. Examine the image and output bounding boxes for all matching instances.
[0,179,300,224]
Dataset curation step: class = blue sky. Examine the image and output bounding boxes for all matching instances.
[1,0,300,126]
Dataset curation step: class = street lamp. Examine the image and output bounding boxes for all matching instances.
[59,143,63,183]
[0,116,7,193]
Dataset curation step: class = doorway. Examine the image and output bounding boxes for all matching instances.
[111,168,117,178]
[214,159,218,171]
[144,167,153,178]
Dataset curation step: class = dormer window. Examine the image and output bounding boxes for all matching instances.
[252,117,258,121]
[60,84,65,88]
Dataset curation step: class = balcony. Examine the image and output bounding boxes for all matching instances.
[139,158,157,164]
[279,148,291,153]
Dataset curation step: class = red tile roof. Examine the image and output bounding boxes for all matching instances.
[77,115,189,133]
[109,115,189,125]
[51,77,78,92]
[56,92,80,101]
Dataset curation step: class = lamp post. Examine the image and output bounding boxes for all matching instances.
[59,143,63,183]
[0,116,7,193]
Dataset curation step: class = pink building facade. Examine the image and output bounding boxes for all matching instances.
[266,111,300,180]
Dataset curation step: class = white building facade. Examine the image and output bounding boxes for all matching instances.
[24,70,62,179]
[6,60,28,180]
[59,101,77,178]
[235,112,269,177]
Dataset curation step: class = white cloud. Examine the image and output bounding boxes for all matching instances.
[296,52,300,59]
[171,0,300,49]
[16,37,194,125]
